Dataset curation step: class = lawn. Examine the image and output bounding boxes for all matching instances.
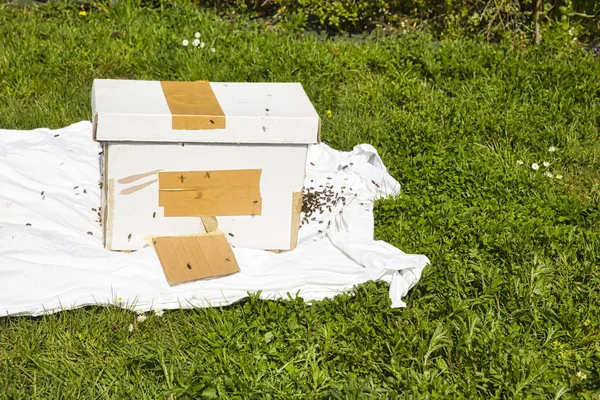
[1,2,599,398]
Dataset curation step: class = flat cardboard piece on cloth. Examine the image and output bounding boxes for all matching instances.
[151,232,240,285]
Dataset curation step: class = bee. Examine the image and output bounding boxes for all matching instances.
[87,231,93,236]
[181,142,185,147]
[253,200,258,204]
[262,126,267,132]
[187,263,192,270]
[225,258,231,262]
[265,108,270,112]
[153,212,156,218]
[228,233,234,237]
[40,191,44,196]
[342,165,348,169]
[371,180,380,188]
[127,234,132,240]
[26,223,31,227]
[92,208,97,212]
[73,186,79,189]
[310,162,315,166]
[83,189,87,194]
[54,134,59,137]
[318,230,323,234]
[204,171,211,179]
[209,119,215,124]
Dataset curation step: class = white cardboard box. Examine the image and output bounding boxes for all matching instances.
[92,79,320,252]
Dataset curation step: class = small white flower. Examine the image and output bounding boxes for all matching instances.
[117,296,123,302]
[137,314,147,323]
[548,146,556,152]
[200,42,205,49]
[545,172,553,178]
[155,309,164,317]
[194,32,201,38]
[517,160,524,166]
[136,309,145,315]
[192,39,200,47]
[576,371,587,380]
[210,47,216,53]
[568,28,574,36]
[556,175,563,180]
[531,163,539,171]
[128,323,134,332]
[543,161,550,167]
[182,39,189,47]
[400,21,406,28]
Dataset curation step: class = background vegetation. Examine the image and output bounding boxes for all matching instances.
[9,0,599,41]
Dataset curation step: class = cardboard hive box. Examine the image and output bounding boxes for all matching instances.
[92,79,320,253]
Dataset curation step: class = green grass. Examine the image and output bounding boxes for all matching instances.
[1,2,600,398]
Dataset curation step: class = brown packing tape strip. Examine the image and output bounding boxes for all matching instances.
[158,169,262,217]
[160,81,226,130]
[289,191,303,249]
[162,198,262,217]
[200,216,219,233]
[159,169,261,189]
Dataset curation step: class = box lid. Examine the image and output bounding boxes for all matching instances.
[92,79,321,144]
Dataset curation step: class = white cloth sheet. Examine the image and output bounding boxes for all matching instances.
[0,122,429,317]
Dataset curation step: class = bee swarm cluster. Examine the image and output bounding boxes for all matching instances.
[301,179,352,226]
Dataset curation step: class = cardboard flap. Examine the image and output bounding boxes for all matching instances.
[151,232,240,285]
